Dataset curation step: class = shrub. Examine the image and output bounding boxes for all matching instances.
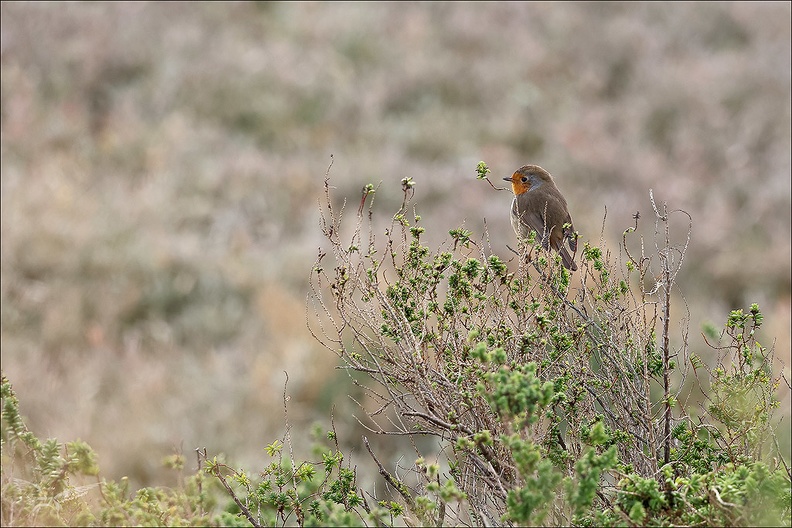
[1,374,219,526]
[300,160,790,526]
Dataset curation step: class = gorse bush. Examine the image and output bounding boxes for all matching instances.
[198,420,402,528]
[1,160,789,527]
[1,376,100,526]
[2,374,382,527]
[1,374,225,526]
[303,160,790,526]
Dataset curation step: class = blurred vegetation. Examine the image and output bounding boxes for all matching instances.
[0,0,789,500]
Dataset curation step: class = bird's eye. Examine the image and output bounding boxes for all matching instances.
[520,177,528,183]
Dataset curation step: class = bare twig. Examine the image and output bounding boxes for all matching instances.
[363,436,415,510]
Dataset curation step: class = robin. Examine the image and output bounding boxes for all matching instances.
[503,165,578,271]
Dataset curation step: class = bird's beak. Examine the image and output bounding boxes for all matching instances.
[502,177,511,182]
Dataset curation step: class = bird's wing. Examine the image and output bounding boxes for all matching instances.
[514,194,553,249]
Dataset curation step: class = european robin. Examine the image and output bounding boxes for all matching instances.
[503,165,578,271]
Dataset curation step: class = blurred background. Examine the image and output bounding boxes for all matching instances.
[1,2,789,488]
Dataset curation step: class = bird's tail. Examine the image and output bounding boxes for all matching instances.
[560,247,577,271]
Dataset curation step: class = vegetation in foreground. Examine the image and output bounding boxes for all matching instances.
[1,164,789,526]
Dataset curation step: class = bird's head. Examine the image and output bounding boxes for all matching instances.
[503,165,553,195]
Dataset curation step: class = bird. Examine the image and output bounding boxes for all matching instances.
[503,164,578,271]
